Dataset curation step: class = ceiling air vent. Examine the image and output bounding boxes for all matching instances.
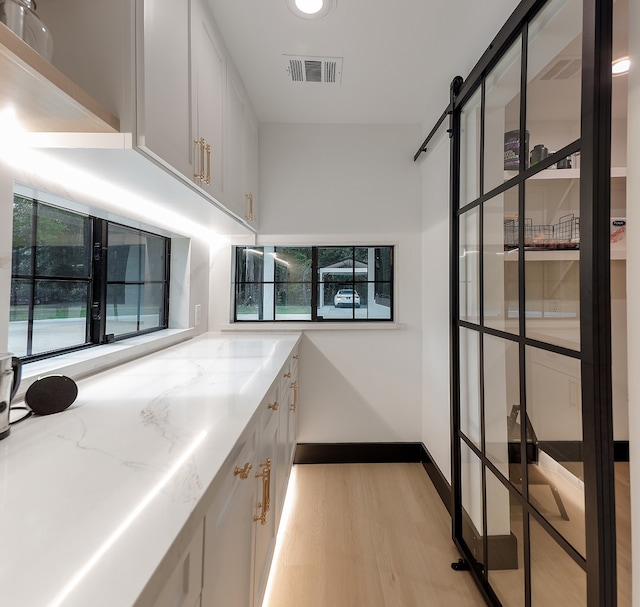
[539,57,581,81]
[285,55,343,84]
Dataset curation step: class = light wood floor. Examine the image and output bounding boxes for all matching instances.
[262,463,486,607]
[263,463,631,607]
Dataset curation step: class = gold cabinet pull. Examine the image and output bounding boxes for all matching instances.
[268,401,280,411]
[194,138,205,182]
[293,354,299,360]
[290,381,298,412]
[283,372,291,379]
[253,459,271,525]
[245,192,254,221]
[233,462,252,480]
[205,143,211,185]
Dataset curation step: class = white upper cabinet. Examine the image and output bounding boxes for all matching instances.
[227,62,259,223]
[13,0,258,231]
[137,0,193,178]
[191,0,225,201]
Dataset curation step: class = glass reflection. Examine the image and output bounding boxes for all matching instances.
[484,335,520,480]
[460,207,480,324]
[486,472,525,607]
[485,37,522,193]
[8,279,31,357]
[484,187,519,333]
[36,204,91,278]
[460,328,481,447]
[530,516,587,606]
[527,0,583,158]
[275,282,311,320]
[32,280,89,352]
[12,196,33,275]
[526,346,584,557]
[460,88,482,206]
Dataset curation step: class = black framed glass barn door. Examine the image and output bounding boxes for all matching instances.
[450,0,615,605]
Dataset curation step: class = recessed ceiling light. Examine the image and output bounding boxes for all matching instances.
[612,56,630,76]
[286,0,336,20]
[295,0,323,14]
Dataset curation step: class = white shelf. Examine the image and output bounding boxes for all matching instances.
[0,22,119,133]
[505,167,626,180]
[504,248,626,261]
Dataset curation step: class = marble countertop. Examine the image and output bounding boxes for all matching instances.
[0,332,301,607]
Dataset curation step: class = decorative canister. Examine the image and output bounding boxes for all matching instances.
[504,130,529,170]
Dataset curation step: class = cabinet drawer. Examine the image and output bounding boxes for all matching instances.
[150,521,204,607]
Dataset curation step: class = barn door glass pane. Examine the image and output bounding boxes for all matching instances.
[460,328,481,448]
[459,207,480,324]
[530,516,586,606]
[460,88,482,206]
[524,177,580,349]
[525,346,584,557]
[461,441,484,568]
[485,37,522,192]
[526,0,583,159]
[484,186,519,334]
[484,335,520,481]
[486,471,525,607]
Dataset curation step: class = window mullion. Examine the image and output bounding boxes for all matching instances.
[26,199,37,357]
[91,219,108,344]
[311,247,319,320]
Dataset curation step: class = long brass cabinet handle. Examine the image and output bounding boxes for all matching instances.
[290,381,298,412]
[194,138,205,182]
[245,192,254,221]
[233,462,252,480]
[268,401,279,411]
[205,143,211,185]
[253,459,271,525]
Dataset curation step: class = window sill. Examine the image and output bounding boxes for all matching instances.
[15,328,196,402]
[221,322,404,332]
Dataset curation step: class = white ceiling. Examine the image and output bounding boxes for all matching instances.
[206,0,519,128]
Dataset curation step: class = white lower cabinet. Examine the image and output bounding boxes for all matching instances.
[201,372,294,607]
[201,430,258,607]
[253,388,280,607]
[149,521,204,607]
[276,348,299,526]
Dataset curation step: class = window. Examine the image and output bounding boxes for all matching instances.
[234,245,393,321]
[9,195,170,360]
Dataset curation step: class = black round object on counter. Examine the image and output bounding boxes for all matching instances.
[25,375,78,415]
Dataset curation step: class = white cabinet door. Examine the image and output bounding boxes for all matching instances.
[201,431,258,607]
[243,110,259,224]
[149,521,204,607]
[288,350,299,466]
[191,0,225,200]
[226,64,246,218]
[138,0,193,178]
[276,363,293,525]
[253,387,280,607]
[227,63,259,223]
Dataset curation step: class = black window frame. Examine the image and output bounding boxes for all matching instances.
[233,245,394,322]
[10,195,171,362]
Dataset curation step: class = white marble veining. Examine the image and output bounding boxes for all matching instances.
[0,332,300,607]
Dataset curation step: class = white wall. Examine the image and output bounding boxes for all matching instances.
[418,126,453,482]
[256,123,423,442]
[626,1,640,602]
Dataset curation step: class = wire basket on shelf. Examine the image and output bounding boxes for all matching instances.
[503,214,580,250]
